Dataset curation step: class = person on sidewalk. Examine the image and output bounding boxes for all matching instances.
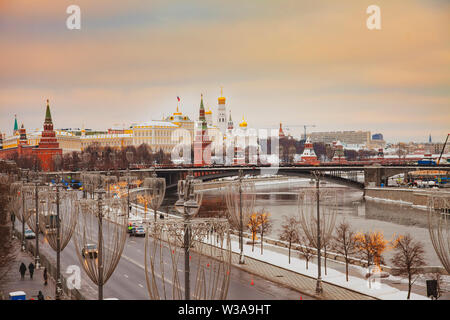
[37,291,45,300]
[19,262,27,280]
[43,267,48,286]
[28,262,35,280]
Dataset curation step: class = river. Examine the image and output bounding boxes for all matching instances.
[162,177,441,267]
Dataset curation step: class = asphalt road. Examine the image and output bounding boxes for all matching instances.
[15,209,314,300]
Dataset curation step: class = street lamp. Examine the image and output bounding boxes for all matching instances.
[39,179,78,299]
[23,176,49,269]
[298,171,337,295]
[428,194,450,273]
[225,169,255,264]
[73,188,128,300]
[10,179,34,252]
[142,168,166,222]
[144,170,231,300]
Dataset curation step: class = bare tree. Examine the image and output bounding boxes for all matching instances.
[297,234,315,270]
[391,234,426,300]
[257,210,272,255]
[332,220,357,281]
[279,216,299,264]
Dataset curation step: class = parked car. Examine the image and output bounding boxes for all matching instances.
[81,243,98,259]
[24,229,35,239]
[131,226,146,237]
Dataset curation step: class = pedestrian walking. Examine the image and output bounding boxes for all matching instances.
[28,262,35,280]
[43,267,48,286]
[37,291,45,300]
[19,262,26,280]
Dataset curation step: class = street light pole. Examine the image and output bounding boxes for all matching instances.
[55,181,63,300]
[97,190,105,300]
[175,170,199,300]
[238,169,245,264]
[314,171,323,294]
[21,179,26,252]
[34,180,41,269]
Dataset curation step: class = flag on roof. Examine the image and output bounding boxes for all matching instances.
[177,96,180,102]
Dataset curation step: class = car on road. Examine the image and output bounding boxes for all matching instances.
[24,229,35,239]
[131,226,146,237]
[81,243,98,259]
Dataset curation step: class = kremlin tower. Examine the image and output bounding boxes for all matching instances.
[194,95,212,166]
[33,99,62,171]
[13,115,19,135]
[18,124,27,146]
[217,87,227,134]
[279,123,285,138]
[332,141,346,162]
[300,136,319,164]
[227,111,234,135]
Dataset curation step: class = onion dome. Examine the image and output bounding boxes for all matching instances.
[239,115,247,128]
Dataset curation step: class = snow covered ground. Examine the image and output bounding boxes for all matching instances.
[229,236,434,300]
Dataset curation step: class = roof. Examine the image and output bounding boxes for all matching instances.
[80,133,133,139]
[132,121,180,128]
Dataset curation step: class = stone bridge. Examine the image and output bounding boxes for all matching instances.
[42,164,450,191]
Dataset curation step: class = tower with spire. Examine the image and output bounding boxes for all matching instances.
[194,94,212,166]
[227,110,234,134]
[13,115,19,136]
[217,87,227,134]
[33,99,62,171]
[300,136,319,164]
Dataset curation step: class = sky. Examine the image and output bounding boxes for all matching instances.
[0,0,449,143]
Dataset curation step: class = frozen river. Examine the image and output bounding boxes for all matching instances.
[164,178,442,267]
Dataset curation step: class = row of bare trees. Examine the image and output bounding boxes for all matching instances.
[279,216,428,299]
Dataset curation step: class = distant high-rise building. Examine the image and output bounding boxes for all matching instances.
[310,131,371,146]
[372,133,383,141]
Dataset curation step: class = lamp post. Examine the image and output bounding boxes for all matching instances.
[174,170,201,300]
[98,189,105,300]
[39,180,78,300]
[314,171,322,294]
[297,171,337,296]
[143,168,166,222]
[73,186,127,300]
[33,177,42,269]
[238,169,244,264]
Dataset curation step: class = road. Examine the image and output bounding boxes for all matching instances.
[15,217,314,300]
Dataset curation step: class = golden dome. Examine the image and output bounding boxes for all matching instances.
[218,97,226,104]
[205,109,212,115]
[239,116,247,128]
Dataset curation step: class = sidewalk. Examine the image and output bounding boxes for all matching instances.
[0,237,57,300]
[229,250,375,300]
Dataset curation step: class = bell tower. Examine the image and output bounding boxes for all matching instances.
[217,87,227,134]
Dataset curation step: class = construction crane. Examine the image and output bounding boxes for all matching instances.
[265,123,316,140]
[437,133,450,165]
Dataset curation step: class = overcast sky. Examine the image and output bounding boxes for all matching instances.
[0,0,448,143]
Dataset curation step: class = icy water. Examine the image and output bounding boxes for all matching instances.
[163,178,441,267]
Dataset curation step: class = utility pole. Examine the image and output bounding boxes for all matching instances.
[314,170,323,294]
[34,180,41,269]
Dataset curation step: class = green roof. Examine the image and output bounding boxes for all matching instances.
[45,100,52,121]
